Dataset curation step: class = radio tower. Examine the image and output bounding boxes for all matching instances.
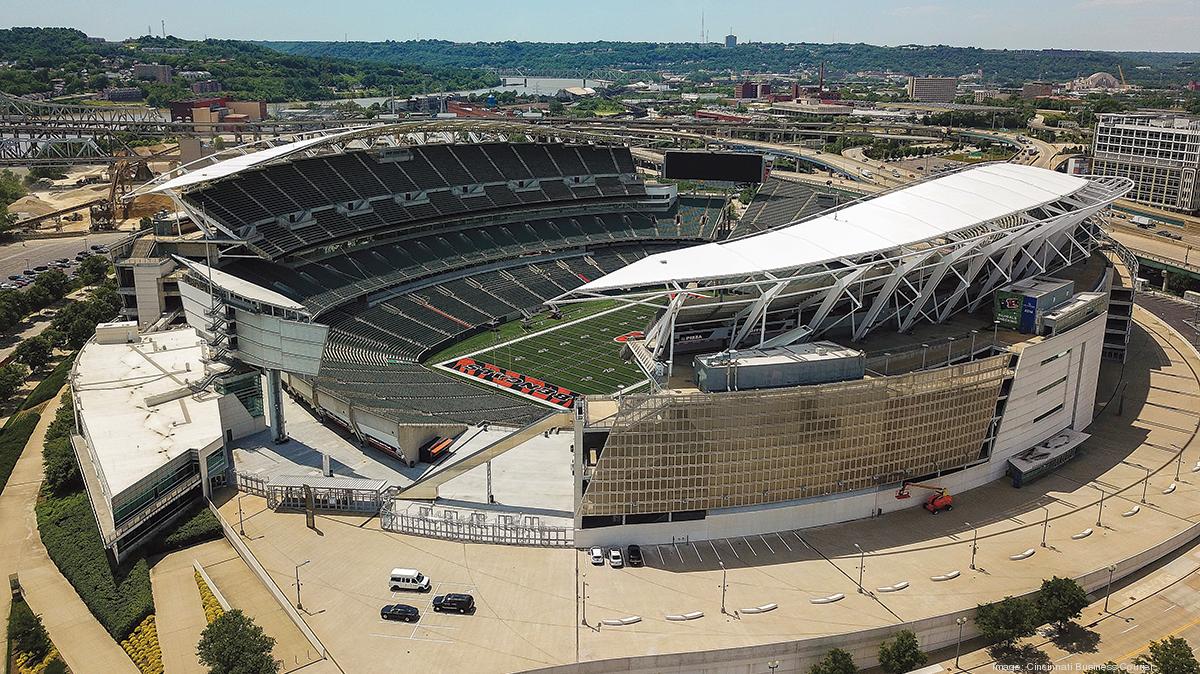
[701,11,705,44]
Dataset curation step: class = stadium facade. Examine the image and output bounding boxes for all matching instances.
[76,121,1137,556]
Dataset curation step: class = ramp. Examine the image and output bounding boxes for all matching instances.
[399,412,570,500]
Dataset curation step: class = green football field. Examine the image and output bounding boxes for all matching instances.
[434,303,654,396]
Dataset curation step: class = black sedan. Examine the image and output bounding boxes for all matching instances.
[380,604,420,623]
[627,544,644,567]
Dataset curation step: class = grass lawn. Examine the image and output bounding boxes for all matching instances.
[435,302,654,396]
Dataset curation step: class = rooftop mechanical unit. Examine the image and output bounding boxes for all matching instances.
[694,341,864,393]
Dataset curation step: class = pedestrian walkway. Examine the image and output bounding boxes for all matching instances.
[0,389,138,674]
[151,549,210,674]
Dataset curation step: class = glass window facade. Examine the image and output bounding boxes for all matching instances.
[581,355,1011,516]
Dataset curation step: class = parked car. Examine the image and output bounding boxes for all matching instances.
[627,545,644,567]
[76,250,91,258]
[89,244,105,251]
[432,593,475,614]
[589,547,604,565]
[608,548,624,568]
[0,283,14,290]
[388,568,431,593]
[23,269,35,276]
[55,257,70,264]
[380,604,420,623]
[7,274,20,281]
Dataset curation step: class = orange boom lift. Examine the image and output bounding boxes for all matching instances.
[896,481,954,514]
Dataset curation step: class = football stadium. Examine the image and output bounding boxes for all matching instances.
[71,120,1137,561]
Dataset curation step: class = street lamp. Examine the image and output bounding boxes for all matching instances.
[1096,487,1106,527]
[1175,443,1185,483]
[1104,564,1116,613]
[967,522,978,570]
[237,493,246,537]
[294,560,311,611]
[719,561,727,615]
[767,661,780,674]
[921,344,930,369]
[854,543,865,594]
[946,337,955,366]
[955,616,968,668]
[1040,505,1050,548]
[581,577,588,626]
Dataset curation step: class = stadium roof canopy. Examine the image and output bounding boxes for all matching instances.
[572,164,1089,293]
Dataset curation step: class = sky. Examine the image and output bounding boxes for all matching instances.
[3,0,1198,52]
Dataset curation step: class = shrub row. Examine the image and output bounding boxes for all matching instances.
[21,354,75,410]
[150,503,223,554]
[119,615,163,674]
[34,491,154,639]
[0,411,41,496]
[41,392,80,497]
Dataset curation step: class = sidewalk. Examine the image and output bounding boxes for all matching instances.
[0,389,138,674]
[151,549,209,674]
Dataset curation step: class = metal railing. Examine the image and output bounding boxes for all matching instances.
[379,500,574,547]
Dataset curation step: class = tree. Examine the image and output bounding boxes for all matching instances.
[13,334,54,371]
[1036,576,1089,628]
[0,362,29,399]
[878,629,927,674]
[196,610,279,674]
[1134,637,1200,674]
[809,648,856,674]
[975,596,1040,647]
[7,599,51,663]
[77,255,111,286]
[33,269,70,300]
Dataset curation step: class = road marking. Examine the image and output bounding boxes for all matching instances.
[744,536,757,556]
[760,534,775,555]
[691,542,703,563]
[1120,624,1141,634]
[777,532,793,552]
[370,632,453,644]
[709,540,720,562]
[725,539,741,560]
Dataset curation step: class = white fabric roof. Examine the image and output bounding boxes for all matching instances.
[175,257,307,311]
[577,164,1089,292]
[146,129,359,194]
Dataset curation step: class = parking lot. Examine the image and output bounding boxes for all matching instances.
[0,233,125,287]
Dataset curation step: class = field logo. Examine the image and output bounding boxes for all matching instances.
[449,358,578,409]
[613,330,645,343]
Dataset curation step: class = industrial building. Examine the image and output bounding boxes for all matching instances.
[906,76,958,103]
[1091,113,1200,213]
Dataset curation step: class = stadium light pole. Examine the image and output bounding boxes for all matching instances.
[854,543,865,594]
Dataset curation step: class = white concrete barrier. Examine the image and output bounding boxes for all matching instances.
[1009,549,1036,561]
[600,616,642,626]
[1163,483,1177,495]
[1072,528,1093,540]
[740,603,778,614]
[1123,505,1140,517]
[665,611,704,621]
[810,594,845,604]
[876,581,909,593]
[930,570,960,582]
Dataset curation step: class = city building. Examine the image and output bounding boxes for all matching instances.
[973,89,1013,103]
[190,79,222,95]
[1091,113,1200,213]
[770,99,855,119]
[906,76,958,103]
[725,33,737,48]
[1022,81,1054,99]
[734,81,757,99]
[133,63,172,83]
[104,87,144,102]
[756,83,773,98]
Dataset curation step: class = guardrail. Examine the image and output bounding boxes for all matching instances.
[379,500,574,547]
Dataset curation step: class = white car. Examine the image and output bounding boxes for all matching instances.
[589,547,604,565]
[608,548,624,568]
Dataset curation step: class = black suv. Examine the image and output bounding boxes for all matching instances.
[380,604,420,622]
[627,544,644,567]
[432,593,476,614]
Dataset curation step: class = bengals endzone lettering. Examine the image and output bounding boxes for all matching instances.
[449,358,579,409]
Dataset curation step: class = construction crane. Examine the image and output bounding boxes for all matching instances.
[1117,65,1127,88]
[896,481,954,514]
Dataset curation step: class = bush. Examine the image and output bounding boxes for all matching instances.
[22,354,75,410]
[35,491,154,639]
[975,595,1040,647]
[7,598,51,663]
[197,610,279,674]
[120,614,162,674]
[44,392,74,442]
[0,361,29,400]
[809,648,856,674]
[42,435,81,497]
[878,629,927,673]
[0,411,41,496]
[151,503,223,554]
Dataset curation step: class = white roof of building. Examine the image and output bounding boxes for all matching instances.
[175,257,306,312]
[576,164,1089,293]
[73,327,225,496]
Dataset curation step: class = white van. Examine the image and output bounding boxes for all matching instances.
[389,568,431,592]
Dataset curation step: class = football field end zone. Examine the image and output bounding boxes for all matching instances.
[433,357,583,411]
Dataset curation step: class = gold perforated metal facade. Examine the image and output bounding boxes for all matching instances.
[581,354,1012,516]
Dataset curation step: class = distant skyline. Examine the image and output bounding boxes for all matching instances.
[3,0,1199,53]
